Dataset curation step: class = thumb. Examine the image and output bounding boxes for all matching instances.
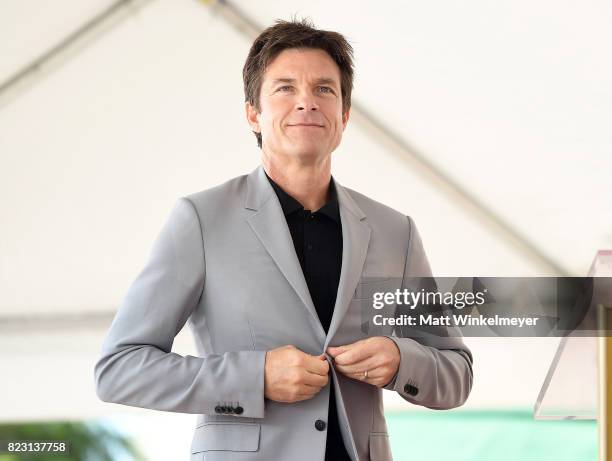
[326,345,349,357]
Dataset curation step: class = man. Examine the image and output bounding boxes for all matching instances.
[94,19,473,461]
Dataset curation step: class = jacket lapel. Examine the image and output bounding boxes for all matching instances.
[245,166,327,343]
[325,181,371,348]
[244,165,371,348]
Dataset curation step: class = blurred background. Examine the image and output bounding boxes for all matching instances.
[1,0,610,459]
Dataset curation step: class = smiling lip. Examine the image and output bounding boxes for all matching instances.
[288,123,324,127]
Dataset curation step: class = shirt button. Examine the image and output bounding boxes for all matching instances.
[315,419,327,431]
[309,214,315,220]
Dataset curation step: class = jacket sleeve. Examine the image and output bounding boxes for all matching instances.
[93,197,266,417]
[383,216,473,410]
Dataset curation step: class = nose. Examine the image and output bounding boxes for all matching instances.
[295,91,319,111]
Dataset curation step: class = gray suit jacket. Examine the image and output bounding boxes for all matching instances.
[94,165,473,461]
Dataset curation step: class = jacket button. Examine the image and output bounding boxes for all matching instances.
[235,406,244,415]
[315,419,327,431]
[404,383,419,396]
[214,405,222,414]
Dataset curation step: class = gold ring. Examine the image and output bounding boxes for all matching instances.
[363,370,368,379]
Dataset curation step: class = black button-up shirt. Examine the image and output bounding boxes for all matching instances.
[266,173,351,461]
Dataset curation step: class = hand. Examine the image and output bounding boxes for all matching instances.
[264,345,329,403]
[327,337,400,388]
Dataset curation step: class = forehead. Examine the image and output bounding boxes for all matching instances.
[262,48,341,85]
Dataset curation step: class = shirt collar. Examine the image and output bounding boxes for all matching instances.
[265,172,341,224]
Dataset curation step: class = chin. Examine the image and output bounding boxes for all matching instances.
[288,145,326,160]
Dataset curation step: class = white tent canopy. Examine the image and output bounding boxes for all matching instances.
[1,0,610,421]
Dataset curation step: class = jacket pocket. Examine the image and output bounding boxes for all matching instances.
[191,422,260,453]
[369,432,392,461]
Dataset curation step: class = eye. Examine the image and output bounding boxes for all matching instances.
[277,85,292,92]
[318,86,333,94]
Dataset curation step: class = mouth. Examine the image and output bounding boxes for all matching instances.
[287,122,323,127]
[287,124,324,128]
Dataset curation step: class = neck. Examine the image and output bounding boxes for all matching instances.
[261,151,331,211]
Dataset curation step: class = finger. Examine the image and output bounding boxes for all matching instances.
[296,383,323,399]
[332,343,373,366]
[333,356,379,375]
[305,356,330,376]
[346,370,372,381]
[302,370,329,388]
[326,345,349,358]
[342,369,382,384]
[335,363,377,377]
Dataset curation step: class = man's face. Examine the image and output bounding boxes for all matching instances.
[246,48,350,162]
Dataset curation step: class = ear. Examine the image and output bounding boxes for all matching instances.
[342,107,351,130]
[245,101,261,133]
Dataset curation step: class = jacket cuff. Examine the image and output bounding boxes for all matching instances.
[381,335,433,402]
[205,350,267,419]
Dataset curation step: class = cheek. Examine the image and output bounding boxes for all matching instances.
[331,117,344,138]
[259,113,276,134]
[260,105,288,133]
[323,106,344,136]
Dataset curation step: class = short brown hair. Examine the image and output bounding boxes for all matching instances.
[243,18,354,148]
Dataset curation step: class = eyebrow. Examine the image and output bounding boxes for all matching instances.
[270,77,339,87]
